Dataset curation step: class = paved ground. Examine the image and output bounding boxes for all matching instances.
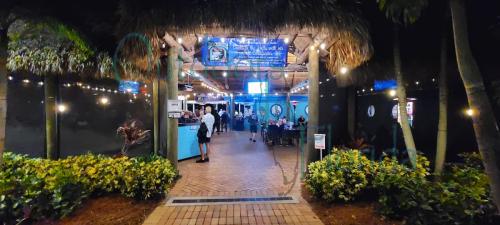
[143,131,323,225]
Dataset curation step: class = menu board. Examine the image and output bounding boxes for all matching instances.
[201,37,288,68]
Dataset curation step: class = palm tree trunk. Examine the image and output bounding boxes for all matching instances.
[434,13,449,175]
[152,78,159,155]
[450,0,500,212]
[393,24,417,168]
[0,28,8,165]
[44,75,58,159]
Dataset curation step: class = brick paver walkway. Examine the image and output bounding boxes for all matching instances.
[143,131,323,225]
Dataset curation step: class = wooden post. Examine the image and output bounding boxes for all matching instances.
[306,46,319,166]
[166,47,179,168]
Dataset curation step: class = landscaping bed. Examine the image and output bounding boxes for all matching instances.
[304,149,497,225]
[0,153,177,225]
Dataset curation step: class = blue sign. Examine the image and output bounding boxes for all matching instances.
[201,37,288,67]
[374,79,397,91]
[119,80,140,94]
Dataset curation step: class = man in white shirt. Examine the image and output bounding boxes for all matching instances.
[197,106,215,163]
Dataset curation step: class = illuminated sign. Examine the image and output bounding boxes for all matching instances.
[119,80,140,94]
[247,81,269,94]
[201,37,288,67]
[374,80,397,91]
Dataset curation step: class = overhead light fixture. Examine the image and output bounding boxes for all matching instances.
[223,72,227,77]
[241,37,246,43]
[8,76,13,81]
[284,37,289,44]
[198,36,203,42]
[284,72,288,78]
[262,37,268,43]
[177,37,183,44]
[340,66,349,75]
[221,37,226,42]
[320,43,326,50]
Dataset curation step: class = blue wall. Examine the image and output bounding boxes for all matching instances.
[233,95,308,130]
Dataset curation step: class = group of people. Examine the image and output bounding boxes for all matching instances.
[196,106,230,163]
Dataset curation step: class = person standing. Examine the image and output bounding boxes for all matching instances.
[197,106,215,163]
[248,112,258,142]
[221,110,229,132]
[212,107,221,135]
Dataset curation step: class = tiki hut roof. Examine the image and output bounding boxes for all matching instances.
[114,0,373,81]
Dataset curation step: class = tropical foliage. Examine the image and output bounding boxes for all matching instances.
[0,152,177,224]
[306,149,495,225]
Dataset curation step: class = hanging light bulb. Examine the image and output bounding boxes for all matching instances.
[340,66,349,75]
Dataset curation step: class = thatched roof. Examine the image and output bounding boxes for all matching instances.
[114,0,373,80]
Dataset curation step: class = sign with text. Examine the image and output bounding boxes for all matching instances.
[201,37,288,67]
[314,134,326,150]
[167,100,182,112]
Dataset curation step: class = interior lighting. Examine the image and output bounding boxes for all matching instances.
[340,66,349,75]
[284,72,288,78]
[221,37,226,42]
[241,37,246,43]
[223,72,227,77]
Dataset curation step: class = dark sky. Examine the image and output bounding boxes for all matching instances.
[8,0,500,82]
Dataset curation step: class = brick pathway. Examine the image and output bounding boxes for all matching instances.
[143,131,323,225]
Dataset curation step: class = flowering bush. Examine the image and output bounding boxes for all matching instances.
[306,149,375,201]
[306,149,495,225]
[0,153,177,224]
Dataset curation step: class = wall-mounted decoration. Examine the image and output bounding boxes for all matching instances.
[392,102,415,126]
[305,105,309,115]
[270,104,283,117]
[367,105,375,117]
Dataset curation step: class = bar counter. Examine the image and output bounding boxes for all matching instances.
[178,122,201,160]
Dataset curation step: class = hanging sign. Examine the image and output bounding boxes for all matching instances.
[201,37,288,67]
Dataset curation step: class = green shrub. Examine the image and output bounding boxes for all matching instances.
[0,153,177,224]
[374,154,495,225]
[306,149,375,201]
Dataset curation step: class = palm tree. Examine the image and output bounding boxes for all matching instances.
[6,19,105,159]
[449,0,500,213]
[434,9,449,175]
[377,0,428,168]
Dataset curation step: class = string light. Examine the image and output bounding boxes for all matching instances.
[466,108,474,117]
[320,43,326,50]
[221,37,226,42]
[198,36,203,42]
[57,104,67,113]
[22,79,30,84]
[284,37,289,44]
[340,66,349,75]
[284,72,288,78]
[8,76,13,81]
[99,96,110,105]
[177,37,183,44]
[223,72,227,77]
[388,89,397,97]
